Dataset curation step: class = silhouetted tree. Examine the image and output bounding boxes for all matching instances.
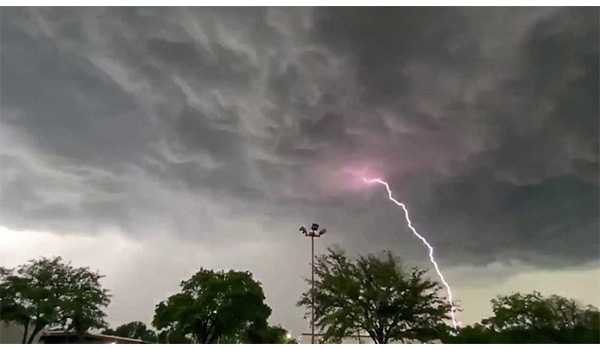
[298,248,454,344]
[103,321,158,343]
[156,325,191,344]
[482,291,599,343]
[152,268,273,343]
[0,257,110,343]
[444,291,600,343]
[57,264,111,340]
[222,323,297,344]
[483,292,595,331]
[441,324,497,343]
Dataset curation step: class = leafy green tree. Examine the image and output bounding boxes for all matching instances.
[103,321,158,343]
[444,292,600,343]
[0,258,64,343]
[236,324,297,344]
[156,324,191,344]
[57,264,111,339]
[480,291,599,343]
[441,324,496,343]
[483,292,595,332]
[298,248,454,344]
[0,257,111,343]
[152,268,272,343]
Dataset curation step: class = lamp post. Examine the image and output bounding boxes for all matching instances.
[299,223,327,344]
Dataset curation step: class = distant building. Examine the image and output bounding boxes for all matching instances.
[40,331,146,344]
[0,323,145,344]
[299,332,374,344]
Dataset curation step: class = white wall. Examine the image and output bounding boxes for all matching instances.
[0,322,24,344]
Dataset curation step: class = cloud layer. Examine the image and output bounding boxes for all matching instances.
[1,7,598,334]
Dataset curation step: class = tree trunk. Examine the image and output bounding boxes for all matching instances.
[27,324,42,344]
[376,329,386,344]
[21,321,30,344]
[367,329,377,344]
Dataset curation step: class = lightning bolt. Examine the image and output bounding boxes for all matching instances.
[363,177,458,330]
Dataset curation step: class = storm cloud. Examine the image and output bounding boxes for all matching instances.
[1,7,598,334]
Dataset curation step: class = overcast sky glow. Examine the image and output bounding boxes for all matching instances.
[1,7,598,336]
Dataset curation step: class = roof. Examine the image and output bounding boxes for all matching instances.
[40,330,146,344]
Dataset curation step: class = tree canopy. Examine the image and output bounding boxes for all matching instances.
[103,321,158,343]
[297,248,454,344]
[221,323,297,344]
[483,291,598,331]
[152,268,288,343]
[444,291,600,343]
[2,257,598,344]
[0,257,110,343]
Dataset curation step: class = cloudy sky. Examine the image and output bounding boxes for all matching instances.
[1,7,598,337]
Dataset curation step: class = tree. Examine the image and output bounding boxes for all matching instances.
[0,258,64,343]
[103,321,158,343]
[441,324,497,343]
[0,257,111,343]
[480,291,600,343]
[152,268,273,343]
[298,248,454,344]
[483,291,593,331]
[444,292,600,343]
[237,324,297,344]
[57,264,111,339]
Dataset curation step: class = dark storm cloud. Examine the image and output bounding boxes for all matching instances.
[299,7,599,266]
[0,6,598,272]
[311,8,480,108]
[1,17,142,167]
[428,8,599,265]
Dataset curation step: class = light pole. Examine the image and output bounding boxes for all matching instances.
[299,223,326,344]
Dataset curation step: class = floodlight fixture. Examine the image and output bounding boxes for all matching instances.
[298,222,327,344]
